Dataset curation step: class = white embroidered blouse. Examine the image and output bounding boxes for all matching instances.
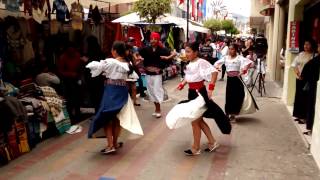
[214,55,252,72]
[291,52,314,74]
[184,58,218,82]
[86,58,129,80]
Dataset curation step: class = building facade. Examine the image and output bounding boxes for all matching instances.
[253,0,320,169]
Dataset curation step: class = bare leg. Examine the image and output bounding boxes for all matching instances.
[112,119,121,148]
[154,102,161,113]
[104,123,113,148]
[191,119,202,151]
[131,83,138,105]
[199,118,215,145]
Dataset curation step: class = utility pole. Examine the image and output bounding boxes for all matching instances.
[187,0,189,42]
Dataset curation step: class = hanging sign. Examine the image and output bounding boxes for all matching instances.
[289,21,300,53]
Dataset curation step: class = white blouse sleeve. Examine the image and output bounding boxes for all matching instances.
[199,59,218,82]
[86,58,130,78]
[240,56,253,70]
[86,61,104,77]
[214,57,226,68]
[291,54,300,68]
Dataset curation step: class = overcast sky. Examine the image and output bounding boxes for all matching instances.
[223,0,251,17]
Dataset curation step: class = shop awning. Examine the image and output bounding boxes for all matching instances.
[259,4,275,16]
[57,0,138,9]
[112,12,209,33]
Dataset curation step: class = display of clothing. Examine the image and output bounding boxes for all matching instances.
[52,0,69,22]
[6,0,20,12]
[91,5,102,25]
[32,0,50,24]
[6,25,25,65]
[36,72,60,86]
[70,1,84,30]
[22,39,35,64]
[127,27,143,47]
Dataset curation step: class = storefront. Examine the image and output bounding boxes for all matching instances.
[0,0,127,166]
[303,0,320,170]
[281,0,320,170]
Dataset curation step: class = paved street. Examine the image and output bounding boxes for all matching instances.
[0,77,319,180]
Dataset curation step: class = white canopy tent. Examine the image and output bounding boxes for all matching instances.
[112,12,209,33]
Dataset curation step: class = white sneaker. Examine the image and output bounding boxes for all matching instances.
[152,113,162,118]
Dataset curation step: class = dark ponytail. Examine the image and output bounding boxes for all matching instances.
[186,42,200,52]
[112,41,126,57]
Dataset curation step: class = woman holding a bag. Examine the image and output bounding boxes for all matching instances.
[176,42,231,156]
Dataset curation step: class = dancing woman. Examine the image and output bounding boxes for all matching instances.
[214,43,258,122]
[176,42,231,156]
[86,41,143,154]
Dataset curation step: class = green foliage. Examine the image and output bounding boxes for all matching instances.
[230,27,240,35]
[203,19,222,32]
[133,0,171,24]
[221,19,235,33]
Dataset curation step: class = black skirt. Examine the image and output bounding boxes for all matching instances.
[306,82,317,130]
[225,76,245,115]
[293,79,308,119]
[186,87,232,134]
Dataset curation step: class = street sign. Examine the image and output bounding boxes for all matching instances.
[289,21,300,53]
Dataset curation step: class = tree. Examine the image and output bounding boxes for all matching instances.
[133,0,171,24]
[221,19,235,34]
[230,27,240,36]
[204,19,222,33]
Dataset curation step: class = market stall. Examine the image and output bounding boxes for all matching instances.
[0,0,136,166]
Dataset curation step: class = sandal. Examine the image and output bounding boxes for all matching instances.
[184,148,201,156]
[204,142,220,152]
[100,147,116,154]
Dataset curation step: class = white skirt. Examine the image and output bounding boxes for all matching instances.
[146,75,165,103]
[166,93,207,129]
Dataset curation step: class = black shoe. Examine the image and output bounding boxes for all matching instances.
[303,131,312,135]
[116,142,123,149]
[184,149,201,156]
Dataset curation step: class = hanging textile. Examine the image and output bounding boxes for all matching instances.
[6,0,21,12]
[70,1,84,30]
[166,27,174,50]
[52,0,69,22]
[127,26,142,47]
